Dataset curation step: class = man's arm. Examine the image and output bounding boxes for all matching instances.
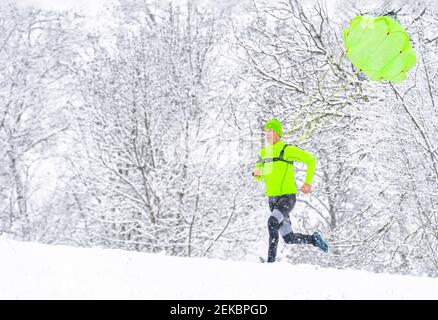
[286,146,317,185]
[252,155,264,182]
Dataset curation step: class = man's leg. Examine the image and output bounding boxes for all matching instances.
[267,215,280,262]
[282,231,315,245]
[275,195,317,246]
[266,194,294,262]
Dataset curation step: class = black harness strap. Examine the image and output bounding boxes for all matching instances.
[260,144,294,165]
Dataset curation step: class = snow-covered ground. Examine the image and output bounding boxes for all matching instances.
[1,237,437,300]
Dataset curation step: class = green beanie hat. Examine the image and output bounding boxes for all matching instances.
[263,119,282,137]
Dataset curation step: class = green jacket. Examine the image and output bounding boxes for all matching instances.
[253,140,317,196]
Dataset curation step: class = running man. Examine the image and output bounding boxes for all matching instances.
[253,119,328,262]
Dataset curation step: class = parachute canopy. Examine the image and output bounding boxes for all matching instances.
[342,15,416,83]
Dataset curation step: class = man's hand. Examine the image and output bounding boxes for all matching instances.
[253,168,261,177]
[300,183,312,194]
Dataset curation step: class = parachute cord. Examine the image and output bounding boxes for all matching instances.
[284,69,360,139]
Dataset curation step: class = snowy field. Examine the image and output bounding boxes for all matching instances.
[1,237,437,300]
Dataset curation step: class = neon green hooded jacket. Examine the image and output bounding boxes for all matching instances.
[254,140,317,196]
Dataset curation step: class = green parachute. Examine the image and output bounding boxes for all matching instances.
[342,15,416,82]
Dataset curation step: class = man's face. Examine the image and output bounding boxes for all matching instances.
[264,129,280,144]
